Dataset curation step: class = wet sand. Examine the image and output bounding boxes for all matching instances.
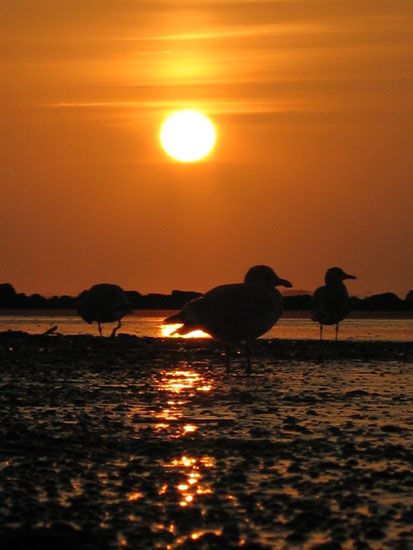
[0,333,412,549]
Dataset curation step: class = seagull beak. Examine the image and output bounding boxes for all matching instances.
[278,278,293,288]
[344,273,356,280]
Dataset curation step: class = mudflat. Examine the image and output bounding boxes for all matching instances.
[1,333,412,549]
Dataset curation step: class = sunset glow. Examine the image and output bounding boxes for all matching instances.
[2,2,412,545]
[1,1,412,297]
[160,110,216,162]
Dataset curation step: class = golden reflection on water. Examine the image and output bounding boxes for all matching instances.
[159,369,208,393]
[155,408,182,421]
[124,366,214,440]
[161,323,211,338]
[166,455,215,508]
[127,491,144,502]
[190,529,223,540]
[117,533,128,547]
[153,422,169,430]
[155,368,214,437]
[126,368,218,545]
[174,528,223,547]
[183,424,198,433]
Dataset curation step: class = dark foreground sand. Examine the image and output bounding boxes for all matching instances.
[0,333,412,549]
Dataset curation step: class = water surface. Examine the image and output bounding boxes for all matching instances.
[0,309,411,341]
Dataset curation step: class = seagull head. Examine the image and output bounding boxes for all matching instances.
[325,267,357,284]
[244,265,293,289]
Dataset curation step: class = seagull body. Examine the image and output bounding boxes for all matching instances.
[311,267,356,341]
[77,283,132,336]
[163,265,292,369]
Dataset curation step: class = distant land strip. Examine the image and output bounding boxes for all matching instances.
[1,283,412,312]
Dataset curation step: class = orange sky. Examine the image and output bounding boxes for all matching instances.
[1,1,412,297]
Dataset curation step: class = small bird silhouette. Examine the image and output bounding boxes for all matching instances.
[77,283,132,337]
[311,267,356,341]
[163,265,292,371]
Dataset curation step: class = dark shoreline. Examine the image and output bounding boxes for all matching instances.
[1,282,412,311]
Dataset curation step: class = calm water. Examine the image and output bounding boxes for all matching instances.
[0,309,411,341]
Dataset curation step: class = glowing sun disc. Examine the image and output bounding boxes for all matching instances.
[160,110,216,162]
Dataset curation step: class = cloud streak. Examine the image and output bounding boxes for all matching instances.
[122,22,323,42]
[52,98,309,115]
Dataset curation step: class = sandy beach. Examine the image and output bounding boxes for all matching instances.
[0,333,412,549]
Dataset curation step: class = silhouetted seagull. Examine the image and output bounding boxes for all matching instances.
[77,283,132,337]
[311,267,356,341]
[163,265,292,372]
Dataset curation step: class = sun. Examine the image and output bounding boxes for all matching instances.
[160,110,216,162]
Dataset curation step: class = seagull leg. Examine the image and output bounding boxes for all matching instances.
[225,343,231,373]
[335,323,339,341]
[111,320,121,338]
[316,326,324,364]
[98,322,103,337]
[245,341,252,375]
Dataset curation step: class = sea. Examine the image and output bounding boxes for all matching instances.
[0,310,411,341]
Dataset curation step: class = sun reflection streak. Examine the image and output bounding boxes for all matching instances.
[148,369,216,438]
[165,455,215,508]
[149,369,216,438]
[155,408,182,421]
[158,369,212,394]
[154,423,169,430]
[161,323,211,338]
[197,384,213,392]
[183,424,198,433]
[127,491,144,502]
[190,529,223,540]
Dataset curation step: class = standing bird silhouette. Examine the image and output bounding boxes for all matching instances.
[163,265,292,372]
[77,283,132,337]
[311,267,356,341]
